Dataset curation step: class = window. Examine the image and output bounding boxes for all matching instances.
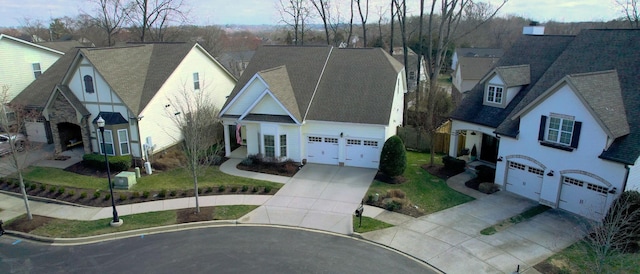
[264,135,275,157]
[564,177,584,187]
[309,136,322,142]
[32,63,42,78]
[538,115,582,150]
[409,71,415,80]
[363,140,378,146]
[347,139,361,145]
[325,137,338,143]
[486,85,503,103]
[193,72,200,90]
[279,135,287,157]
[98,129,115,156]
[118,129,130,155]
[84,75,94,93]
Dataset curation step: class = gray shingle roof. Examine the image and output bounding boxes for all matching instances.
[495,65,530,87]
[457,56,499,80]
[456,48,504,58]
[257,66,301,122]
[37,40,84,53]
[222,45,403,125]
[453,29,640,165]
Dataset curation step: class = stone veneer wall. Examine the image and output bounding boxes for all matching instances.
[48,92,91,155]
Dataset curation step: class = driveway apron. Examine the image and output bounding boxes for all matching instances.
[239,164,376,234]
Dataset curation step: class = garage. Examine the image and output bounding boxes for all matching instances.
[306,136,339,165]
[345,138,381,168]
[559,176,608,220]
[505,161,544,201]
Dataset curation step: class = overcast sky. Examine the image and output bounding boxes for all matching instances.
[0,0,623,27]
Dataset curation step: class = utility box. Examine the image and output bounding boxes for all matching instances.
[114,171,137,190]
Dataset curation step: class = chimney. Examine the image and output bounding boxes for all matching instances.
[523,21,545,35]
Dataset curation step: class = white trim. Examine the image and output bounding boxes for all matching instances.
[238,88,301,125]
[219,73,265,116]
[99,129,115,156]
[117,129,130,155]
[0,34,65,55]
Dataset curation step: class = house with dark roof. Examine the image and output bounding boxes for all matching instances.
[13,42,236,159]
[219,45,406,169]
[451,56,500,98]
[0,34,65,102]
[391,47,425,91]
[450,48,504,71]
[448,29,640,220]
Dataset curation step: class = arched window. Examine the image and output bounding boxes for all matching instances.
[84,75,95,93]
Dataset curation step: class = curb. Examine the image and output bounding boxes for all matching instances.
[5,220,238,245]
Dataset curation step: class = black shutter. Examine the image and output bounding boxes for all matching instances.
[538,115,547,141]
[571,121,582,149]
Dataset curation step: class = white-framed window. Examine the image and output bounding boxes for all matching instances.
[193,72,200,90]
[547,116,574,146]
[325,137,338,143]
[118,129,130,155]
[84,75,95,93]
[279,134,287,157]
[347,139,361,145]
[264,135,275,157]
[32,63,42,78]
[486,85,503,103]
[363,140,378,146]
[98,129,115,156]
[309,136,322,142]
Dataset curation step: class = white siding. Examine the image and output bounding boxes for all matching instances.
[224,77,267,115]
[505,86,521,105]
[250,94,288,115]
[626,157,640,191]
[496,83,627,213]
[0,37,62,100]
[386,72,405,139]
[138,46,236,154]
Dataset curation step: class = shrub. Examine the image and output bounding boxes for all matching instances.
[240,157,253,166]
[29,183,37,191]
[132,191,140,198]
[57,187,65,195]
[169,190,177,197]
[49,186,57,193]
[68,190,75,196]
[476,165,496,182]
[142,191,150,199]
[104,193,111,201]
[158,189,167,198]
[24,182,30,189]
[206,186,213,193]
[387,189,406,199]
[83,154,132,172]
[80,192,88,199]
[218,185,226,192]
[379,135,407,177]
[385,198,404,211]
[39,184,46,191]
[230,186,238,192]
[478,183,500,194]
[252,186,258,193]
[93,191,101,199]
[442,155,466,172]
[119,194,127,201]
[264,186,272,193]
[197,188,203,194]
[602,190,640,252]
[241,185,249,192]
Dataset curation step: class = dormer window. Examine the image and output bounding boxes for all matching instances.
[84,75,94,93]
[486,85,503,104]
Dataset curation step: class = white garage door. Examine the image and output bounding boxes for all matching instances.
[306,136,339,165]
[505,161,543,201]
[559,176,608,220]
[345,139,381,168]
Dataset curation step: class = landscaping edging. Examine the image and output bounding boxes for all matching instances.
[0,189,94,208]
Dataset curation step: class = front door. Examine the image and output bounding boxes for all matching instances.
[480,133,498,163]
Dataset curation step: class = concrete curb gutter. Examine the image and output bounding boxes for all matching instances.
[0,189,96,208]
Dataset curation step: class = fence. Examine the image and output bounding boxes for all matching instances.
[397,126,450,154]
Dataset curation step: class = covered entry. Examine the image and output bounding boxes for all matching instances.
[57,122,83,150]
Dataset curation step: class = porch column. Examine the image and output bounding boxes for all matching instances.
[223,123,231,157]
[448,130,459,157]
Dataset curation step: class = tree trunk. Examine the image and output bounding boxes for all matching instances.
[18,172,32,220]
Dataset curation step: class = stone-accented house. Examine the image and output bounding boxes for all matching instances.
[448,29,640,220]
[14,42,236,158]
[219,45,406,169]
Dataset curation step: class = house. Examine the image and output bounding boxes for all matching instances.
[450,47,504,71]
[448,29,640,220]
[13,42,236,158]
[219,45,406,169]
[0,34,64,100]
[451,56,500,100]
[217,50,255,78]
[391,47,426,91]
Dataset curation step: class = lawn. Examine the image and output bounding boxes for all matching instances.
[22,165,282,192]
[353,216,393,233]
[366,151,474,215]
[539,241,640,273]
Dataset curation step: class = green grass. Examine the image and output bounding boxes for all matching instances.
[480,205,550,235]
[353,216,393,233]
[366,151,473,215]
[543,241,640,273]
[22,166,281,192]
[214,205,257,220]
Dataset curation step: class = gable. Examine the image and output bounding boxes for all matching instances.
[222,75,269,116]
[249,93,289,116]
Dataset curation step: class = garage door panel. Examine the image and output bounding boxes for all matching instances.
[559,176,607,220]
[307,136,338,165]
[505,161,543,201]
[345,139,380,169]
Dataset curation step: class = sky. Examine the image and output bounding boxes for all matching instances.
[0,0,623,28]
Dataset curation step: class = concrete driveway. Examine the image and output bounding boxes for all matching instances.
[239,164,376,234]
[362,191,587,274]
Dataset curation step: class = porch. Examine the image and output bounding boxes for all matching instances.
[229,146,247,159]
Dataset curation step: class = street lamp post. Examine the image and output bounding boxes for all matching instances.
[97,116,122,227]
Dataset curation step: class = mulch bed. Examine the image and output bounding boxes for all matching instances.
[5,215,55,233]
[421,164,463,180]
[236,161,300,177]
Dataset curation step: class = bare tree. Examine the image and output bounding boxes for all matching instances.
[0,86,41,220]
[166,83,222,214]
[617,0,640,28]
[310,0,331,45]
[127,0,188,42]
[89,0,131,46]
[392,0,409,125]
[19,17,49,42]
[278,0,310,45]
[355,0,369,46]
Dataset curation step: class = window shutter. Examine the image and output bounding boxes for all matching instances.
[571,121,582,148]
[538,115,547,141]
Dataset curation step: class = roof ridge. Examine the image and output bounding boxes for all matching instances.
[568,69,617,78]
[303,46,333,121]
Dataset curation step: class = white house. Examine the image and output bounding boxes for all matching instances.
[219,46,406,169]
[0,34,64,100]
[449,29,640,220]
[15,42,236,159]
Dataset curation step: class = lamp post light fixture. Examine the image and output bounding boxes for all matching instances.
[97,116,123,227]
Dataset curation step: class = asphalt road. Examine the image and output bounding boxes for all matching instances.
[0,226,439,273]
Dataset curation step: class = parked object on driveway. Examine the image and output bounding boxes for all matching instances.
[0,133,26,156]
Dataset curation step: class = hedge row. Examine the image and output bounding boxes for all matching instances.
[82,154,132,172]
[442,155,466,172]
